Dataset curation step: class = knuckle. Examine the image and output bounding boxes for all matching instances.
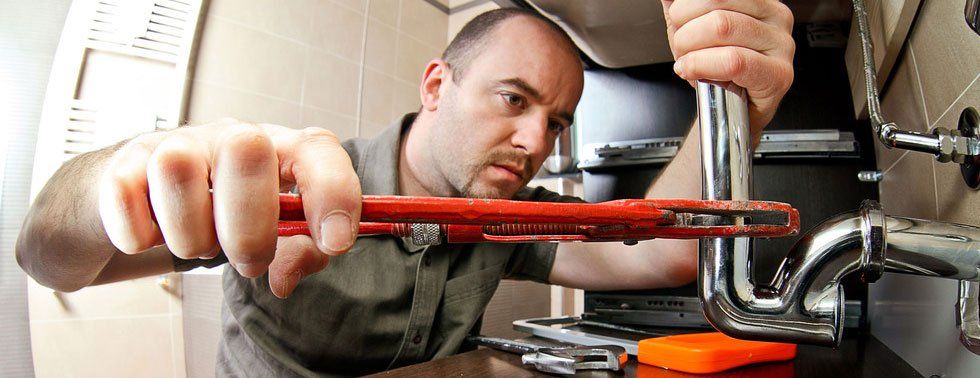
[300,126,340,144]
[724,49,746,77]
[710,10,735,39]
[323,168,360,189]
[148,139,200,184]
[776,2,794,25]
[219,124,275,168]
[120,133,158,157]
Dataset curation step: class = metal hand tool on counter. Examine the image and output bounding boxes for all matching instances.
[465,335,627,375]
[275,193,800,245]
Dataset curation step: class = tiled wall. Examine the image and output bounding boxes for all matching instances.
[28,275,185,377]
[869,0,980,376]
[187,0,448,139]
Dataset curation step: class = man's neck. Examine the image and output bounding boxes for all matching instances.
[398,112,435,197]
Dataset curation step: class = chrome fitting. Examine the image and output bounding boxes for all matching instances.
[859,200,886,283]
[934,127,971,164]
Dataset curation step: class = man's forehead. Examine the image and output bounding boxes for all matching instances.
[472,17,584,104]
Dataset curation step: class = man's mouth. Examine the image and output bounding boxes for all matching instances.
[490,164,525,182]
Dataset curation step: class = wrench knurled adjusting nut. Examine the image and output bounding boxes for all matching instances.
[411,223,442,246]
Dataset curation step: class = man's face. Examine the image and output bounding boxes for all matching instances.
[428,17,584,199]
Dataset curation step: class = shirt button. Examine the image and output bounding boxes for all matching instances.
[412,334,423,344]
[424,255,432,266]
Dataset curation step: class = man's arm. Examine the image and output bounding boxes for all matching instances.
[15,145,174,292]
[549,125,701,290]
[548,0,795,290]
[16,120,363,298]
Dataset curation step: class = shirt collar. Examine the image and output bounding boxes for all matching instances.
[356,113,429,253]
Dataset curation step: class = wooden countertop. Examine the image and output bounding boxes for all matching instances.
[372,333,922,377]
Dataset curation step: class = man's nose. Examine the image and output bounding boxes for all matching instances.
[510,113,551,156]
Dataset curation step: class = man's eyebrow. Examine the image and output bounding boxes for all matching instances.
[498,77,574,126]
[498,77,541,100]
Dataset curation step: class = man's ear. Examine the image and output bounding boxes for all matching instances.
[419,59,450,112]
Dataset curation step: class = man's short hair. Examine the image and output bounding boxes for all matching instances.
[441,8,579,83]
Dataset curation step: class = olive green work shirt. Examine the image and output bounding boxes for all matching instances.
[180,114,579,376]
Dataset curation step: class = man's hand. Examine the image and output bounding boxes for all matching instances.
[98,119,361,298]
[661,0,795,136]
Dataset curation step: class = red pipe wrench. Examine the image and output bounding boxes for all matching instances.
[276,193,799,245]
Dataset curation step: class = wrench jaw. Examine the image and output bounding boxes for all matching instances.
[521,345,628,374]
[521,352,576,375]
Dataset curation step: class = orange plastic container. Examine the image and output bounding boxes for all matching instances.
[637,332,797,374]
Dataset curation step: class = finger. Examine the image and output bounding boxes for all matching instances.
[99,134,165,254]
[146,134,218,259]
[211,124,280,278]
[668,0,793,32]
[268,126,361,256]
[267,235,330,299]
[674,46,793,101]
[672,10,794,60]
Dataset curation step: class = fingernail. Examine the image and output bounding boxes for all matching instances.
[279,271,302,299]
[235,262,266,278]
[199,245,222,259]
[320,211,354,253]
[674,58,686,78]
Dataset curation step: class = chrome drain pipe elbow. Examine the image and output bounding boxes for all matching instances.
[696,82,883,346]
[696,80,980,346]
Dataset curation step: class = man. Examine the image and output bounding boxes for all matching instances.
[17,1,794,376]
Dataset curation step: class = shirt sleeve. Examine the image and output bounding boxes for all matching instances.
[502,186,585,284]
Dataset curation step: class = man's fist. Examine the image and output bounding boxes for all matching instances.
[661,0,796,136]
[98,119,362,298]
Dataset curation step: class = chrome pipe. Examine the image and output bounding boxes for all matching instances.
[695,81,849,345]
[882,217,980,280]
[696,78,879,346]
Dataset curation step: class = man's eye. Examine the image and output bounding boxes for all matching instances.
[548,122,565,134]
[501,93,525,108]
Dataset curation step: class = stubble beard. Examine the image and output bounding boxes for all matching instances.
[430,96,531,199]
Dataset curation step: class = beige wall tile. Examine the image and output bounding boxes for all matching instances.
[333,0,368,13]
[27,277,175,322]
[394,33,441,83]
[448,0,475,8]
[360,120,390,139]
[369,0,400,26]
[301,106,358,141]
[194,16,306,102]
[360,69,396,125]
[879,151,937,220]
[399,0,448,49]
[390,79,420,120]
[187,80,302,127]
[365,19,398,77]
[31,316,176,378]
[933,78,980,225]
[309,1,366,62]
[877,48,928,172]
[908,0,980,126]
[303,49,362,118]
[207,0,316,42]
